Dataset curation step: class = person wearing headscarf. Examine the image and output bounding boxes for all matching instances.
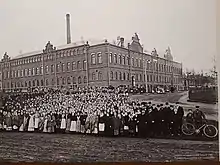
[5,111,12,131]
[98,111,105,136]
[80,111,87,134]
[65,109,72,133]
[0,109,3,131]
[76,112,81,133]
[43,114,48,133]
[28,111,35,132]
[34,111,40,132]
[18,111,24,132]
[112,112,121,137]
[70,111,77,133]
[60,112,67,133]
[12,111,19,132]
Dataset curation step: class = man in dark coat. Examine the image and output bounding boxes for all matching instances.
[176,102,184,135]
[137,108,147,138]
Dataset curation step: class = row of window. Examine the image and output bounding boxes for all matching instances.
[108,53,181,74]
[4,76,87,89]
[9,47,85,67]
[110,71,182,84]
[3,61,88,79]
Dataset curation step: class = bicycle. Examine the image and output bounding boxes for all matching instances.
[181,120,218,138]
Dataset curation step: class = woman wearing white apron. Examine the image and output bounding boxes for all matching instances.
[76,113,81,133]
[98,112,105,136]
[34,112,40,132]
[60,113,66,133]
[70,112,77,133]
[43,115,48,133]
[28,112,35,132]
[92,112,99,135]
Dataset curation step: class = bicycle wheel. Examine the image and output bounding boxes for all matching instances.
[181,123,195,136]
[203,125,218,138]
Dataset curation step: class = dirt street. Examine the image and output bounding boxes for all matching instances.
[0,132,218,163]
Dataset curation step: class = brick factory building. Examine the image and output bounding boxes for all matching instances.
[0,14,183,92]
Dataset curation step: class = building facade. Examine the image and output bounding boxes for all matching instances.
[0,33,183,92]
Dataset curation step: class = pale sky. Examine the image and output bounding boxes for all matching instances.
[0,0,216,73]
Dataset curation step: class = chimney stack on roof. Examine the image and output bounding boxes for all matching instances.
[66,13,71,44]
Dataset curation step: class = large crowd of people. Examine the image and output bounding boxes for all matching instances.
[0,87,205,138]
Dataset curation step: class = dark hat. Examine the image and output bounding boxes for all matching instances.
[160,104,163,106]
[165,102,169,105]
[148,102,152,104]
[170,105,174,107]
[195,106,200,108]
[157,105,160,107]
[176,102,180,104]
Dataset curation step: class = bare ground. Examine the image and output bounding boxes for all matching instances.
[0,132,218,163]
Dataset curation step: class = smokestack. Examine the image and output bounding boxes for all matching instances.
[66,13,71,44]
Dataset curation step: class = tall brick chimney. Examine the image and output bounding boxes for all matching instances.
[66,13,71,44]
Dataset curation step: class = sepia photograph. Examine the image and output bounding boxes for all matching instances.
[0,0,218,163]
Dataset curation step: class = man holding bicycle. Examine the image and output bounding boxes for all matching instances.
[186,106,206,128]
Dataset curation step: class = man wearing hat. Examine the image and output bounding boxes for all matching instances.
[174,102,184,136]
[192,106,206,128]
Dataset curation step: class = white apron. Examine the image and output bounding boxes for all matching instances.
[99,123,105,132]
[43,119,48,132]
[34,118,39,129]
[70,121,77,132]
[28,115,35,132]
[60,118,66,129]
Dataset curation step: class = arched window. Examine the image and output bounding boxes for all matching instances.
[72,77,76,84]
[56,64,60,72]
[51,79,55,86]
[41,79,44,86]
[84,76,87,83]
[72,61,76,70]
[119,55,122,64]
[123,72,126,80]
[98,72,102,80]
[110,71,113,80]
[62,63,65,72]
[66,50,70,56]
[115,72,118,80]
[77,61,81,69]
[92,72,96,81]
[127,73,130,81]
[91,54,96,64]
[46,79,49,86]
[67,77,71,84]
[32,68,35,76]
[119,72,122,80]
[67,62,70,71]
[76,48,79,55]
[57,78,60,85]
[109,53,112,63]
[29,81,31,87]
[37,80,39,86]
[40,66,43,75]
[78,76,82,84]
[32,80,35,87]
[140,74,142,82]
[83,60,86,70]
[51,65,54,73]
[45,65,49,74]
[62,77,66,85]
[97,53,102,64]
[132,58,134,66]
[114,54,117,63]
[123,56,125,65]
